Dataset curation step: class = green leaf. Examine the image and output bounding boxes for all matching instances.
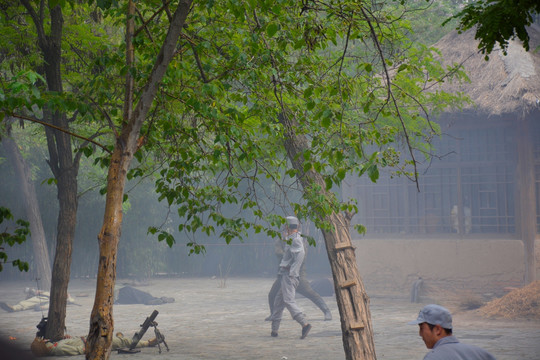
[266,23,279,37]
[397,64,408,72]
[322,116,331,128]
[354,224,367,236]
[367,164,379,182]
[43,178,58,185]
[304,87,313,98]
[324,177,332,190]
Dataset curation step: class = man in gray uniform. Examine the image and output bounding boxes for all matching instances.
[265,228,332,321]
[408,304,496,360]
[267,216,312,339]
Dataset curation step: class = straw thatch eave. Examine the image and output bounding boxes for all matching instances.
[433,25,540,119]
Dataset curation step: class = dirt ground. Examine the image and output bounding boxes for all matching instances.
[1,277,539,360]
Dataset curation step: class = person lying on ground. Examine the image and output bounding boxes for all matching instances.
[0,288,78,312]
[115,285,174,305]
[30,332,159,357]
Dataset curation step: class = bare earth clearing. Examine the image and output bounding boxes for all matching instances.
[1,277,539,360]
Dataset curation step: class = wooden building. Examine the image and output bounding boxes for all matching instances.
[344,26,540,285]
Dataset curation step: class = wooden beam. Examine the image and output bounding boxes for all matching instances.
[350,321,365,330]
[339,279,357,288]
[335,242,355,251]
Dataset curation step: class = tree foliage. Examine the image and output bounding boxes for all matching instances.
[0,206,30,272]
[0,0,120,341]
[446,0,540,57]
[136,0,467,250]
[1,0,466,255]
[1,0,469,358]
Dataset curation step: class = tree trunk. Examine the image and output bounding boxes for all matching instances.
[20,0,80,340]
[320,213,376,360]
[47,140,78,341]
[41,3,80,336]
[86,1,192,358]
[280,113,376,360]
[517,118,536,284]
[86,145,129,360]
[2,128,52,291]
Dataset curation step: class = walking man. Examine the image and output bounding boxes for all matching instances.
[267,216,312,339]
[265,230,332,321]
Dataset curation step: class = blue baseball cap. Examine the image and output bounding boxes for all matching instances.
[408,304,453,329]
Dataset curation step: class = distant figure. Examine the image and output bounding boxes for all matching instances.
[0,288,77,312]
[410,277,424,303]
[451,205,472,234]
[408,304,496,360]
[266,216,312,339]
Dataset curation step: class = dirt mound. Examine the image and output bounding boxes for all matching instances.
[479,281,540,319]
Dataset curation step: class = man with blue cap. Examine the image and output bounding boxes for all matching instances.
[409,304,496,360]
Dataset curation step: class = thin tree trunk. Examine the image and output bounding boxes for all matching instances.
[280,113,376,360]
[517,118,536,284]
[2,128,52,291]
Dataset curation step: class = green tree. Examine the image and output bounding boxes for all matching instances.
[0,0,114,340]
[84,1,193,357]
[0,0,80,340]
[15,5,80,339]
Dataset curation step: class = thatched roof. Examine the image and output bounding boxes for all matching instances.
[433,25,540,118]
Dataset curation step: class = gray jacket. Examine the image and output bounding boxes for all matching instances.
[278,231,305,278]
[424,336,496,360]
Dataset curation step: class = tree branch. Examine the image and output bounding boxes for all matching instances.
[7,113,111,154]
[123,0,136,128]
[126,0,194,148]
[190,42,209,83]
[360,5,420,190]
[135,6,155,44]
[134,1,172,38]
[19,0,46,49]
